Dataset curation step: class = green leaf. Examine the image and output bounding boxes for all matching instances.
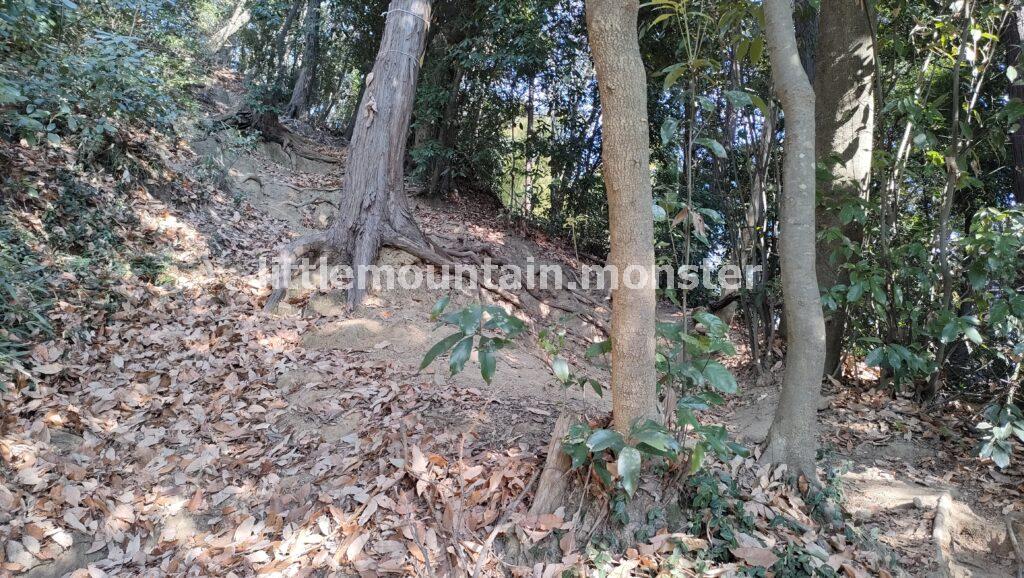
[865,347,884,367]
[456,304,483,334]
[693,311,728,338]
[701,360,737,394]
[617,446,642,497]
[479,345,496,384]
[46,132,61,145]
[587,429,625,453]
[662,64,686,91]
[429,296,451,320]
[594,460,613,487]
[847,282,865,302]
[419,332,465,370]
[688,443,705,474]
[963,326,983,345]
[940,320,959,344]
[552,356,570,383]
[695,137,727,159]
[585,339,611,358]
[448,336,474,375]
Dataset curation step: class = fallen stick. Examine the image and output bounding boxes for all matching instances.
[933,492,953,578]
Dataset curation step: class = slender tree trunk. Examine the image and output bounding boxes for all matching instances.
[285,0,321,119]
[762,0,826,479]
[428,64,464,196]
[273,0,304,88]
[1008,8,1024,204]
[205,0,250,55]
[522,77,536,216]
[814,0,876,375]
[585,0,659,434]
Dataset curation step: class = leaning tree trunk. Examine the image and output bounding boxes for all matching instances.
[285,0,321,118]
[205,0,250,56]
[762,0,826,480]
[814,0,876,376]
[586,0,659,434]
[273,0,304,89]
[265,0,437,310]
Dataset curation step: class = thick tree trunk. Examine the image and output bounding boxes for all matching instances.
[285,0,321,118]
[814,0,876,375]
[324,0,435,307]
[1008,8,1024,204]
[585,0,659,434]
[762,0,826,479]
[205,0,251,56]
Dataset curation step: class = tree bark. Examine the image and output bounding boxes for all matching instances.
[285,0,322,118]
[814,0,876,375]
[585,0,659,434]
[323,0,435,306]
[205,0,251,55]
[1008,8,1024,204]
[762,0,826,479]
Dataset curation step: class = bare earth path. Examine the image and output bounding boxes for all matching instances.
[3,77,1021,577]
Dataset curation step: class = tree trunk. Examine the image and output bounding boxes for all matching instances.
[205,0,251,55]
[342,76,367,142]
[285,0,321,119]
[323,0,435,307]
[762,0,826,479]
[427,64,464,196]
[585,0,659,434]
[273,0,304,89]
[1008,8,1024,204]
[814,0,876,376]
[522,77,536,216]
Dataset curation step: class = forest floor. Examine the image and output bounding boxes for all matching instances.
[2,73,1022,577]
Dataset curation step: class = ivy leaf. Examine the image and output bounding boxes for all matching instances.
[448,336,474,375]
[617,446,642,497]
[701,360,737,394]
[419,332,464,370]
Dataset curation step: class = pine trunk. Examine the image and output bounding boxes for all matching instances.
[814,0,876,375]
[585,0,659,434]
[324,0,435,307]
[762,0,826,479]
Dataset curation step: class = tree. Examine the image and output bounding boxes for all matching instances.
[285,0,322,118]
[814,0,876,375]
[1007,7,1024,204]
[267,0,442,310]
[585,0,659,434]
[205,0,251,56]
[762,0,826,478]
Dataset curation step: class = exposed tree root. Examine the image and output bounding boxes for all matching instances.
[1006,512,1024,578]
[221,107,342,165]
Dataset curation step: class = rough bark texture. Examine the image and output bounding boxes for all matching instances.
[1008,8,1024,204]
[814,0,876,375]
[762,0,826,479]
[585,0,659,434]
[205,0,251,55]
[324,0,435,307]
[285,0,321,119]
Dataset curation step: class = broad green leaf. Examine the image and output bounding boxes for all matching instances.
[448,336,474,375]
[688,443,705,474]
[940,320,958,344]
[419,331,464,370]
[587,429,625,453]
[585,339,611,357]
[660,117,678,146]
[479,346,496,384]
[963,326,983,345]
[617,446,642,497]
[701,360,737,394]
